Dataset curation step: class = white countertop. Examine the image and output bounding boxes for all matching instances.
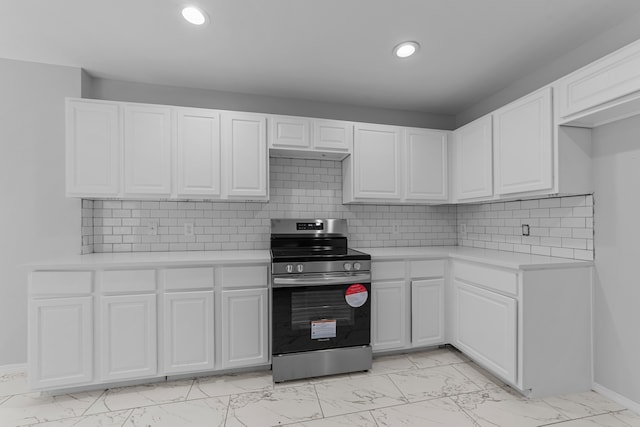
[356,246,592,270]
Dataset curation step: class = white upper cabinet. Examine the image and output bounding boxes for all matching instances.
[493,87,553,196]
[405,128,448,201]
[268,116,310,149]
[174,108,221,198]
[453,115,493,201]
[66,99,120,197]
[221,112,268,200]
[268,115,352,159]
[123,104,172,196]
[313,120,352,154]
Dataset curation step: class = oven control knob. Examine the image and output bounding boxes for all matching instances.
[296,264,304,273]
[286,264,294,273]
[353,262,361,271]
[344,263,352,271]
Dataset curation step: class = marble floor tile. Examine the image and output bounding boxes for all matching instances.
[453,362,507,391]
[286,410,378,426]
[545,410,640,426]
[389,364,482,402]
[25,409,132,426]
[225,384,322,427]
[0,391,103,427]
[543,391,627,419]
[407,347,469,369]
[188,370,273,399]
[371,396,480,427]
[314,374,408,417]
[125,396,229,427]
[84,379,193,415]
[453,387,570,427]
[0,371,30,397]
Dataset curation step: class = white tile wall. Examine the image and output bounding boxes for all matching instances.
[85,158,458,253]
[457,195,594,260]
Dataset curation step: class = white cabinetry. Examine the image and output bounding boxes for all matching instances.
[268,115,352,159]
[65,99,120,197]
[221,112,268,200]
[405,128,448,201]
[453,115,493,201]
[371,280,407,351]
[313,120,352,154]
[175,108,221,198]
[493,87,553,196]
[123,104,172,196]
[411,278,445,347]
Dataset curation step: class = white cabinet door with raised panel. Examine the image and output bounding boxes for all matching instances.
[221,113,268,200]
[269,116,310,149]
[352,124,402,200]
[493,87,553,196]
[175,108,221,198]
[221,288,268,368]
[100,294,157,381]
[163,291,214,374]
[405,128,448,201]
[454,280,517,383]
[28,297,93,390]
[313,120,352,153]
[371,280,407,352]
[454,115,493,201]
[66,100,120,197]
[411,279,445,347]
[123,104,172,196]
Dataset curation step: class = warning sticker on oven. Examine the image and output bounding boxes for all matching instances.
[345,284,368,308]
[311,319,336,339]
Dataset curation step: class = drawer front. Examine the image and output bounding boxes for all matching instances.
[30,271,92,295]
[218,265,268,289]
[164,267,214,290]
[453,262,518,296]
[101,269,156,293]
[371,261,405,281]
[410,260,445,278]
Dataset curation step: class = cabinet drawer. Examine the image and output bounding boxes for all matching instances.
[218,265,268,289]
[372,261,405,280]
[101,269,156,293]
[164,267,214,290]
[410,260,445,278]
[453,262,518,296]
[30,271,92,295]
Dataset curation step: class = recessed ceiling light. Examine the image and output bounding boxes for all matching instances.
[393,41,420,58]
[182,6,207,25]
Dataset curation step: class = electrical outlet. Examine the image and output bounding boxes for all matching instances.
[392,223,400,235]
[522,224,530,236]
[184,223,194,236]
[147,221,158,235]
[459,224,467,234]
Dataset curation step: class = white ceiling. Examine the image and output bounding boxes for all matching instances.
[2,0,640,115]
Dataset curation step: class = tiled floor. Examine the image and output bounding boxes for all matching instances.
[1,348,638,426]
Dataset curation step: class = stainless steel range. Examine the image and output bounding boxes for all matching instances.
[270,218,372,382]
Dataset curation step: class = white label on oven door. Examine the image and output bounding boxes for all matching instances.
[345,284,368,308]
[311,319,336,339]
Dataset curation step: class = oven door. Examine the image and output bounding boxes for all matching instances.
[272,272,371,355]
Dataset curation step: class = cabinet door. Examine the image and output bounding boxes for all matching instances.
[66,100,120,197]
[28,297,93,389]
[163,291,214,374]
[221,113,268,199]
[268,116,310,149]
[411,279,445,347]
[494,88,553,195]
[405,128,448,201]
[221,288,268,368]
[313,120,352,153]
[175,108,221,198]
[454,116,493,200]
[100,294,157,381]
[371,281,407,352]
[454,280,517,383]
[352,124,402,200]
[123,104,172,196]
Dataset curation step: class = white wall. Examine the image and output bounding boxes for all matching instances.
[0,58,81,366]
[592,115,640,405]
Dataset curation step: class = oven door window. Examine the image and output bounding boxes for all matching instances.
[272,283,371,355]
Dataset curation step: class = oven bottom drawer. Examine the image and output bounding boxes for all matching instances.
[272,345,372,382]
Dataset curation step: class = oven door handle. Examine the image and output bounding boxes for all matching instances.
[272,272,371,288]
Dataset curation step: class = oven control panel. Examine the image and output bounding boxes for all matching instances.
[274,260,370,275]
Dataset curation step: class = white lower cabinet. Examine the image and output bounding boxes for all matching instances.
[371,280,408,352]
[28,296,93,390]
[411,279,445,347]
[99,294,157,381]
[221,288,269,368]
[162,291,214,374]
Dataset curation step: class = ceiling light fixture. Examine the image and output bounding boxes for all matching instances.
[393,41,420,58]
[182,6,207,25]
